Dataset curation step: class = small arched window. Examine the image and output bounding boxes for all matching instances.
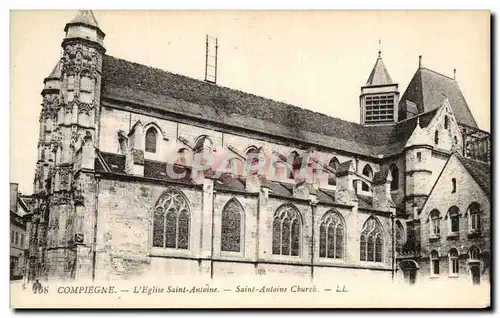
[319,210,345,259]
[449,248,459,276]
[469,246,480,261]
[430,250,440,276]
[395,220,405,255]
[288,151,302,179]
[272,204,301,256]
[221,198,244,253]
[448,206,460,234]
[451,178,457,193]
[328,157,340,186]
[467,202,481,232]
[145,128,157,153]
[390,164,399,191]
[435,130,439,145]
[152,190,190,250]
[361,164,373,192]
[360,217,383,262]
[444,115,449,130]
[246,147,260,175]
[429,209,441,237]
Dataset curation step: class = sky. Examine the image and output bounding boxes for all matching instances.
[10,10,490,194]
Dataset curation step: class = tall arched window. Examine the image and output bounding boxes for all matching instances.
[328,157,340,186]
[152,189,190,250]
[145,127,157,153]
[429,209,441,237]
[360,217,384,262]
[221,198,244,253]
[451,178,457,193]
[362,164,373,192]
[395,220,405,255]
[449,248,459,277]
[319,210,345,259]
[390,164,399,191]
[430,250,440,276]
[272,204,301,256]
[448,206,460,234]
[467,202,481,233]
[434,130,439,145]
[444,115,449,130]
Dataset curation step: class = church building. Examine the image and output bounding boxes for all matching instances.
[26,10,491,286]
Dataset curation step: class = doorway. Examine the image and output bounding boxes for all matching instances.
[470,265,480,285]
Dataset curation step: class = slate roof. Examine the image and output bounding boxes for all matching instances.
[365,54,394,86]
[66,10,100,29]
[398,67,477,128]
[101,55,435,158]
[456,153,491,197]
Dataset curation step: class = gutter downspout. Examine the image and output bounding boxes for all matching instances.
[391,213,395,282]
[310,200,316,281]
[92,177,100,281]
[210,189,216,279]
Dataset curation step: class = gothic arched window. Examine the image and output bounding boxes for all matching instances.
[467,202,481,233]
[360,217,384,262]
[145,128,157,153]
[395,220,405,255]
[221,198,244,253]
[469,246,480,261]
[444,115,449,130]
[319,210,345,259]
[448,206,460,234]
[272,204,301,256]
[362,164,373,192]
[390,164,399,191]
[328,157,340,186]
[152,189,190,250]
[429,209,441,237]
[449,248,459,276]
[430,250,440,276]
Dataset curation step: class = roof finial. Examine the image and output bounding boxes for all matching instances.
[418,55,422,68]
[453,68,456,80]
[378,37,382,58]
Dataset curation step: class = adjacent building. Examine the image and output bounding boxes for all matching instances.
[26,11,491,286]
[10,183,32,280]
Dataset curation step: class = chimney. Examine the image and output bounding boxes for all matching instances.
[372,169,396,211]
[335,160,358,205]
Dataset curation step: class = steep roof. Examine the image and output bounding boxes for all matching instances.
[398,67,477,128]
[66,10,100,29]
[100,55,440,158]
[46,60,62,80]
[365,53,393,86]
[456,153,491,197]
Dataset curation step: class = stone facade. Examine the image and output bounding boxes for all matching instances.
[25,11,491,288]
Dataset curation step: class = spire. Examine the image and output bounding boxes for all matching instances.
[65,10,100,30]
[44,60,62,82]
[365,51,393,86]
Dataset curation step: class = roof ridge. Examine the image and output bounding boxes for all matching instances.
[104,54,366,130]
[421,67,456,82]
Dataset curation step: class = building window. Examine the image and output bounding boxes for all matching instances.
[361,164,373,192]
[288,151,301,180]
[20,234,24,246]
[152,189,190,250]
[272,204,301,256]
[429,209,441,237]
[417,152,422,162]
[15,232,18,245]
[444,115,449,130]
[66,75,75,102]
[221,198,244,253]
[390,164,399,191]
[395,220,405,255]
[145,128,157,153]
[364,94,395,124]
[177,148,188,166]
[10,230,14,244]
[430,250,440,276]
[451,178,457,193]
[434,130,439,145]
[79,75,94,104]
[328,157,339,186]
[360,217,383,262]
[467,202,481,232]
[319,210,345,259]
[448,206,460,234]
[449,248,459,276]
[246,147,260,176]
[469,246,480,261]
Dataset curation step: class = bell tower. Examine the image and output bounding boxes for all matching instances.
[360,50,399,125]
[30,10,106,282]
